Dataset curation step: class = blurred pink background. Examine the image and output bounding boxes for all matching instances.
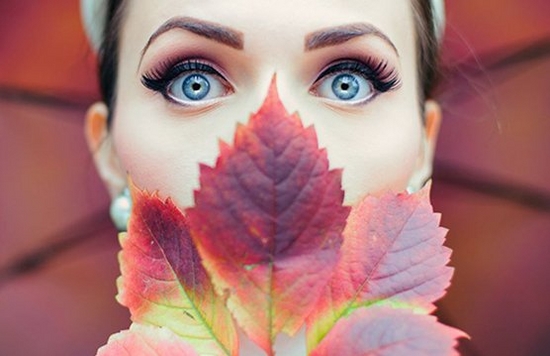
[1,1,549,355]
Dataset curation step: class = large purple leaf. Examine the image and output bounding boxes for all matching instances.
[186,77,350,354]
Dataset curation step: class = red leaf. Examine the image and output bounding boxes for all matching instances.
[116,183,237,355]
[310,306,467,356]
[307,185,454,350]
[96,324,199,356]
[186,76,350,354]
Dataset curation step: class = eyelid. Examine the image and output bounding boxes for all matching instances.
[312,57,400,92]
[141,57,234,105]
[309,57,401,106]
[310,74,375,106]
[142,58,223,86]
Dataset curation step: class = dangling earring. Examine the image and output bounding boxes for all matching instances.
[110,187,132,231]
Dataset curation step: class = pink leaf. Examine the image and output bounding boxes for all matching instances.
[96,324,199,356]
[116,183,237,355]
[310,306,467,356]
[186,76,350,354]
[307,185,455,350]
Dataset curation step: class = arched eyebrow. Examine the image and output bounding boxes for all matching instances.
[305,23,399,56]
[140,16,244,61]
[139,19,397,68]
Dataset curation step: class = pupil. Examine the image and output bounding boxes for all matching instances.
[331,74,359,100]
[182,74,210,100]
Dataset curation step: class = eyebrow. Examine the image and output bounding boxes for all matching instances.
[305,23,398,55]
[141,16,244,59]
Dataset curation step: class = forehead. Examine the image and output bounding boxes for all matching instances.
[121,0,416,56]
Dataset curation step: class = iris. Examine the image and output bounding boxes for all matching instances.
[331,74,360,100]
[182,74,211,100]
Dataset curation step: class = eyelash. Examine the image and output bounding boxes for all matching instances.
[140,56,400,105]
[141,58,229,100]
[313,57,401,93]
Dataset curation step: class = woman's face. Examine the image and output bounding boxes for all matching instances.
[96,0,437,207]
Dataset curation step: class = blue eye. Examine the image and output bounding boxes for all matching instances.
[316,72,374,102]
[142,60,232,106]
[170,73,215,102]
[331,74,362,100]
[311,59,400,104]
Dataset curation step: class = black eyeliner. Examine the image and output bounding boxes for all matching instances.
[316,58,401,93]
[141,59,218,94]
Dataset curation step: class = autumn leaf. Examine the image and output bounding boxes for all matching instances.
[114,183,238,355]
[97,75,465,355]
[306,185,456,351]
[97,324,199,356]
[309,306,467,356]
[186,76,350,354]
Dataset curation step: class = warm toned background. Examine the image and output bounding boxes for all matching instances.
[1,1,549,355]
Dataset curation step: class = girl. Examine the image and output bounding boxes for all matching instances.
[82,0,444,216]
[81,0,447,354]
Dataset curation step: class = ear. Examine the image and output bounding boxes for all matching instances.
[85,102,126,199]
[408,100,442,192]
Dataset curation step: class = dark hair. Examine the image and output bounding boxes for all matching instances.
[98,0,440,122]
[98,0,126,121]
[412,0,440,104]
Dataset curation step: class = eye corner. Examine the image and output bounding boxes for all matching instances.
[141,74,167,93]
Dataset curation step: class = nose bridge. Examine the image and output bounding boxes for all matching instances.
[250,70,306,123]
[232,3,315,118]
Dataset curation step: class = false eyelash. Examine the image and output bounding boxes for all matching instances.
[141,59,218,93]
[315,57,401,93]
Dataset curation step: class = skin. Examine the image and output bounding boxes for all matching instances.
[86,0,441,208]
[85,1,441,353]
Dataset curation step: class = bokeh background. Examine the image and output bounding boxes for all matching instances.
[1,1,549,355]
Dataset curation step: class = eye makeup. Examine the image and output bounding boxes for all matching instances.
[308,55,401,106]
[313,56,400,93]
[141,57,233,104]
[140,47,400,110]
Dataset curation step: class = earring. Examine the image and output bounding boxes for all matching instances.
[407,177,431,194]
[110,187,132,231]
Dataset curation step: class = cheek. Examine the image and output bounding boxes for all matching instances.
[111,97,423,209]
[111,60,422,208]
[311,105,423,204]
[111,104,234,208]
